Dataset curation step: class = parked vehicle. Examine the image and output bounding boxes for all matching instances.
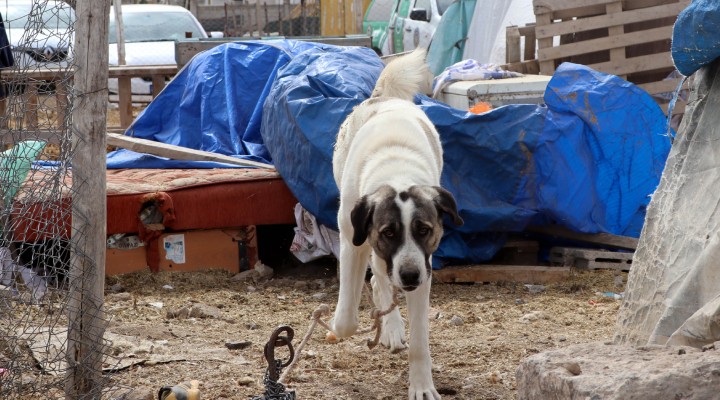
[1,0,75,69]
[108,4,209,95]
[363,0,454,56]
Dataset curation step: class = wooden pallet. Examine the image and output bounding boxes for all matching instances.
[532,0,690,117]
[505,23,540,74]
[550,246,633,271]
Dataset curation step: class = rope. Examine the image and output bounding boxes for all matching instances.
[278,284,400,384]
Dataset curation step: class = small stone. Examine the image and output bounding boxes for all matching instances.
[277,295,287,300]
[515,298,526,305]
[558,335,567,342]
[225,340,252,350]
[162,284,173,290]
[231,269,259,282]
[120,387,154,400]
[245,323,259,330]
[110,283,125,293]
[305,350,317,359]
[449,315,464,326]
[246,285,258,292]
[486,336,498,341]
[520,311,545,323]
[237,376,256,386]
[294,281,310,289]
[614,274,625,287]
[525,284,546,294]
[254,262,274,279]
[312,292,327,300]
[166,307,190,319]
[563,362,582,376]
[147,302,164,309]
[314,279,327,289]
[189,304,222,319]
[108,292,132,302]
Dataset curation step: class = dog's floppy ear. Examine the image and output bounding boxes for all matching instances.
[432,186,463,226]
[350,196,374,246]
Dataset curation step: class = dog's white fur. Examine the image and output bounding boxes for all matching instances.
[332,49,446,400]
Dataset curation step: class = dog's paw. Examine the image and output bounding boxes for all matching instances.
[332,314,358,338]
[408,384,441,400]
[380,314,407,353]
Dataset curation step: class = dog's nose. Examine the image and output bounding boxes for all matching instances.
[399,269,420,290]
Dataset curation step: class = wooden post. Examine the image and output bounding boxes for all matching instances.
[255,0,261,35]
[112,0,132,128]
[65,0,110,398]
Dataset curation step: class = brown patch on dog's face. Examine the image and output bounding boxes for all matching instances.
[351,185,463,291]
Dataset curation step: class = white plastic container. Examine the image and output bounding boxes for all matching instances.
[436,74,552,111]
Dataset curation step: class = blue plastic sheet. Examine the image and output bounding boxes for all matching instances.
[107,40,320,168]
[672,0,720,77]
[107,40,671,266]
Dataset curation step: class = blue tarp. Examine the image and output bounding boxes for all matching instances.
[672,0,720,77]
[109,40,671,266]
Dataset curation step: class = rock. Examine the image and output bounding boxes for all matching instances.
[516,342,720,400]
[230,269,259,282]
[515,298,525,305]
[117,387,154,400]
[525,284,546,294]
[189,304,222,319]
[254,262,274,279]
[166,307,190,319]
[225,340,252,350]
[312,292,327,300]
[237,376,256,386]
[294,280,310,289]
[519,311,545,323]
[246,285,258,292]
[110,283,125,293]
[449,315,464,326]
[108,292,132,302]
[245,323,259,330]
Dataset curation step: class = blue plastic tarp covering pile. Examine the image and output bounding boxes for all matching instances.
[109,40,671,266]
[672,0,720,77]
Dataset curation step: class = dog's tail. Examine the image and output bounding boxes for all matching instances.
[371,48,432,101]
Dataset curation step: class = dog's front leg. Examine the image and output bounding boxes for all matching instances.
[332,237,370,338]
[406,278,440,400]
[370,256,407,353]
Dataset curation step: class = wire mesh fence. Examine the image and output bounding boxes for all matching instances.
[0,1,123,399]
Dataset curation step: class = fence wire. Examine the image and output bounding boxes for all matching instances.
[0,1,124,399]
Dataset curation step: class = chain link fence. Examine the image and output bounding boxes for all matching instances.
[0,1,123,399]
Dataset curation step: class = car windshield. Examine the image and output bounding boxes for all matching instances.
[109,10,205,44]
[3,3,75,30]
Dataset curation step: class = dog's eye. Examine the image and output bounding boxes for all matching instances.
[382,229,394,238]
[417,226,430,236]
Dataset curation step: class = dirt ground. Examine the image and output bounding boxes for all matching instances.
[104,262,625,400]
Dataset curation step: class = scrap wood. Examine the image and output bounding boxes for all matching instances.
[107,133,275,169]
[526,224,638,250]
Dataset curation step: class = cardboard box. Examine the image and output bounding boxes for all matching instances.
[106,227,257,276]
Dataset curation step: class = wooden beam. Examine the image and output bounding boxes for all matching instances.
[66,0,110,398]
[589,52,675,77]
[526,224,638,250]
[538,25,673,62]
[106,133,275,169]
[535,1,688,39]
[433,265,571,284]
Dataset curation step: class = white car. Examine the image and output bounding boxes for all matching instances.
[1,0,75,69]
[108,4,209,95]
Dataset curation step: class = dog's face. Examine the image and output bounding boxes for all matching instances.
[351,185,463,291]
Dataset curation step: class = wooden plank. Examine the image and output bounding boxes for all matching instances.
[175,37,372,68]
[527,224,638,250]
[118,77,133,129]
[637,78,683,95]
[538,25,673,62]
[535,1,688,39]
[660,101,686,115]
[506,26,522,63]
[106,133,275,169]
[534,0,616,14]
[550,247,633,271]
[606,2,626,79]
[433,265,571,284]
[589,52,675,76]
[523,24,537,62]
[0,65,177,81]
[535,13,556,75]
[151,75,165,98]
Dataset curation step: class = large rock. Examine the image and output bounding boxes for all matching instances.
[516,342,720,400]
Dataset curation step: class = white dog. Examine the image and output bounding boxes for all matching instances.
[331,49,464,400]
